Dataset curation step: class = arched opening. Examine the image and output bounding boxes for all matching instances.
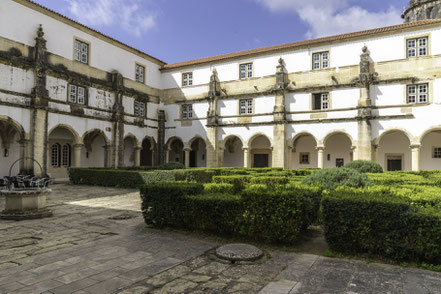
[82,130,108,168]
[223,136,244,167]
[377,130,411,171]
[190,138,207,167]
[123,136,137,167]
[0,119,24,177]
[168,138,184,164]
[420,130,441,170]
[249,135,272,168]
[291,133,318,169]
[324,133,353,168]
[48,126,77,179]
[140,138,154,166]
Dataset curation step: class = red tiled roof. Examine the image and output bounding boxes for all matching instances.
[20,0,166,65]
[162,19,441,70]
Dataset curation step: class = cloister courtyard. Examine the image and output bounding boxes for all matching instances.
[0,184,440,294]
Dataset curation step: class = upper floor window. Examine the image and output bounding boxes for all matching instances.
[407,84,428,104]
[182,72,193,87]
[68,84,86,105]
[134,100,146,117]
[240,63,253,79]
[239,99,253,115]
[182,104,193,120]
[135,64,145,83]
[312,93,329,110]
[312,51,329,70]
[74,39,89,64]
[407,37,428,58]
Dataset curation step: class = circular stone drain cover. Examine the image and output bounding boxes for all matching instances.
[215,243,263,262]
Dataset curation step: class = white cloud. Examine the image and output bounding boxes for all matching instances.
[254,0,402,38]
[65,0,156,37]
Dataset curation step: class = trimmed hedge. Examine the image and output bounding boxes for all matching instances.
[204,183,236,194]
[344,160,383,173]
[322,186,441,263]
[68,168,175,188]
[212,175,253,193]
[249,176,289,187]
[302,167,371,191]
[368,172,430,186]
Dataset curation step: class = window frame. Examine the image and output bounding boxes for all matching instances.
[299,152,310,165]
[134,100,146,117]
[181,104,193,120]
[68,84,87,105]
[312,51,330,70]
[239,98,253,115]
[182,72,193,87]
[406,83,429,104]
[62,144,71,167]
[135,63,146,84]
[433,147,441,159]
[239,62,253,79]
[73,38,90,64]
[312,93,330,110]
[406,36,429,58]
[51,143,60,167]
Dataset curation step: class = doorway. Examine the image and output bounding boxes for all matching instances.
[254,154,269,168]
[387,155,403,171]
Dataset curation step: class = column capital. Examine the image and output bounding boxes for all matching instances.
[183,147,192,152]
[73,143,84,148]
[410,144,421,150]
[242,147,249,152]
[316,146,325,151]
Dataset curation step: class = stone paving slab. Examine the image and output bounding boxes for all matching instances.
[1,184,441,294]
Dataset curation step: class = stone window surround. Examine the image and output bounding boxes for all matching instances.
[181,104,193,120]
[405,33,431,58]
[73,37,90,65]
[239,62,254,80]
[311,49,330,70]
[299,152,310,164]
[135,62,146,84]
[182,72,193,87]
[404,81,432,105]
[385,153,404,171]
[134,100,146,117]
[50,141,72,168]
[239,98,254,115]
[310,92,332,111]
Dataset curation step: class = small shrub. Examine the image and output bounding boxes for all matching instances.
[174,169,216,183]
[161,162,185,170]
[302,167,371,191]
[204,183,235,194]
[344,160,383,173]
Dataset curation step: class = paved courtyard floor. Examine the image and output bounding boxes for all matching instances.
[1,184,441,294]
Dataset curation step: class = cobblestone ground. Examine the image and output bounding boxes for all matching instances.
[1,184,441,294]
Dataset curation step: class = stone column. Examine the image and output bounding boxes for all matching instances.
[272,124,286,168]
[73,144,83,167]
[157,110,166,165]
[184,147,191,168]
[411,144,421,171]
[317,146,325,169]
[30,108,48,176]
[372,145,379,163]
[206,127,218,168]
[134,147,141,167]
[287,146,293,169]
[165,148,170,163]
[243,147,250,168]
[151,150,156,166]
[218,147,225,168]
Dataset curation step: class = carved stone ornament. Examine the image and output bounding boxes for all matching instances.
[275,57,287,90]
[357,106,373,119]
[209,68,220,98]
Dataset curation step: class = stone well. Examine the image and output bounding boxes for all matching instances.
[0,189,53,220]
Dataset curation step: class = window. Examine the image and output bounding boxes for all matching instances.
[182,72,193,87]
[313,93,329,110]
[68,84,86,105]
[433,147,441,158]
[135,64,145,83]
[239,99,253,115]
[407,37,428,58]
[134,100,146,117]
[62,144,71,167]
[312,51,329,70]
[407,84,428,104]
[74,39,89,64]
[299,153,310,164]
[239,63,253,79]
[51,143,60,167]
[182,104,193,120]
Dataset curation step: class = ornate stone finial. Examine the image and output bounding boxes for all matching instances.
[37,24,44,38]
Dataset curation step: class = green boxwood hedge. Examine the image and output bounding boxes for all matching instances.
[322,186,441,263]
[344,160,383,173]
[302,167,371,191]
[212,175,253,193]
[203,183,236,194]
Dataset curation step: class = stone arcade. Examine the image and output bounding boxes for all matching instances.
[2,0,441,180]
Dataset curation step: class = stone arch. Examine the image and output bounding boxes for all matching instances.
[0,116,26,177]
[290,132,318,169]
[166,136,184,149]
[187,135,206,148]
[376,129,412,171]
[166,137,184,164]
[373,128,414,146]
[141,136,156,166]
[248,133,272,168]
[187,136,207,167]
[123,133,139,167]
[323,130,354,168]
[418,127,441,170]
[222,135,244,167]
[82,129,110,146]
[81,129,110,168]
[48,124,81,144]
[124,133,140,148]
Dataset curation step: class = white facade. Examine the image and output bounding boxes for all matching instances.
[1,0,441,179]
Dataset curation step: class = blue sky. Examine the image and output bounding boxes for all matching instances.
[33,0,407,64]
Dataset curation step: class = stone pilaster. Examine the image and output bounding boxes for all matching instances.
[272,58,288,168]
[243,147,250,168]
[184,147,191,168]
[206,127,218,168]
[317,146,325,169]
[157,110,166,165]
[110,71,125,168]
[272,124,286,168]
[205,69,221,168]
[73,144,83,167]
[134,147,141,167]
